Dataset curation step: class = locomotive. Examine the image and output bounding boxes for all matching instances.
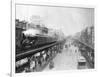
[16,28,57,55]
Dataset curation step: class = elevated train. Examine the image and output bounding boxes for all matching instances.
[16,27,65,73]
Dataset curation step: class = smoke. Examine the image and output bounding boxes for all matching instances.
[22,29,40,36]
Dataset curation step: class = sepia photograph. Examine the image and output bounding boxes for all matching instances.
[15,4,94,73]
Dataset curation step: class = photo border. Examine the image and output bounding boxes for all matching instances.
[11,1,96,77]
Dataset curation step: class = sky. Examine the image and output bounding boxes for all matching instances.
[16,4,94,36]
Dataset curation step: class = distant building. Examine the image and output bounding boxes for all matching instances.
[15,19,27,29]
[80,26,94,48]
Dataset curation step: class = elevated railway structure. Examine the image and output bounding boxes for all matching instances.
[15,26,65,73]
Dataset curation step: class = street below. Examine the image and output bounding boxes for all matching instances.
[43,41,90,71]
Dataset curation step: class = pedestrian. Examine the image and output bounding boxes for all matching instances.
[30,56,36,72]
[49,61,54,69]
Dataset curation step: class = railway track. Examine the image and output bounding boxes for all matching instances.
[16,41,63,61]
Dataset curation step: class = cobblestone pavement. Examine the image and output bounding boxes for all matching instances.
[43,43,89,72]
